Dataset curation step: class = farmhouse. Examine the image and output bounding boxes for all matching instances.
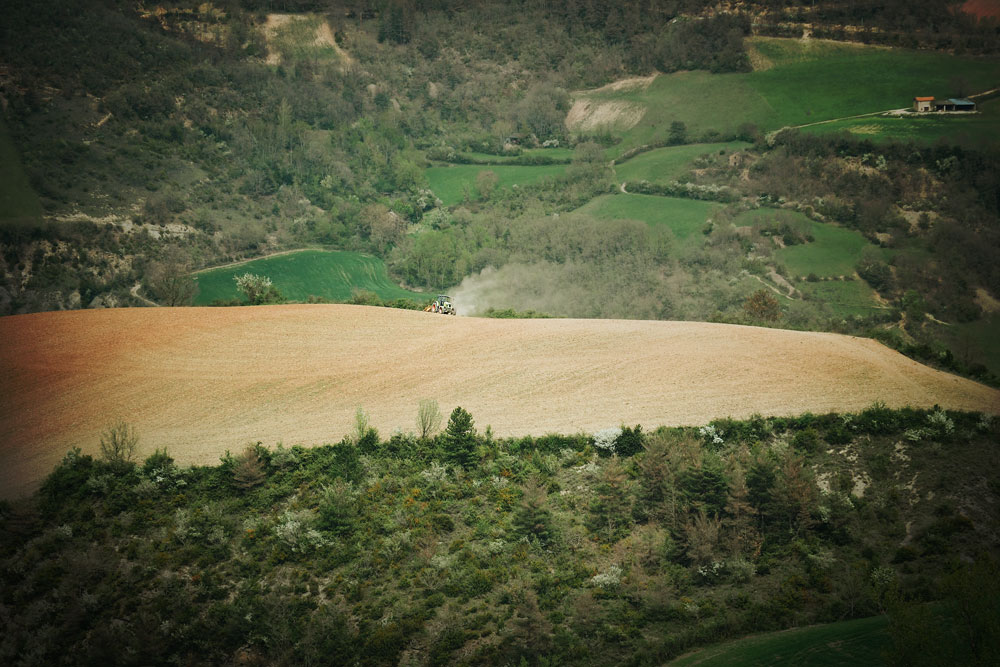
[912,96,976,112]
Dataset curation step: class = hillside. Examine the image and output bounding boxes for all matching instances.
[2,305,998,499]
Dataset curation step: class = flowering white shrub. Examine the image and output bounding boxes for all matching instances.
[593,427,621,454]
[698,425,724,445]
[274,511,328,554]
[487,539,506,554]
[927,409,954,435]
[590,564,623,589]
[420,462,449,486]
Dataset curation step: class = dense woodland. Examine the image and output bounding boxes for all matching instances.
[2,406,999,665]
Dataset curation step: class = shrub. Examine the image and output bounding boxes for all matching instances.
[616,425,645,457]
[792,428,820,454]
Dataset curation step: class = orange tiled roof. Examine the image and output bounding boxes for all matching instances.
[914,96,935,101]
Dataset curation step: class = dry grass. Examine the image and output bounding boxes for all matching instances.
[1,305,997,498]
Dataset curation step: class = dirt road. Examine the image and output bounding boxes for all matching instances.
[1,305,997,498]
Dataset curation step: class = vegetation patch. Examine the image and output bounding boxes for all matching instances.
[0,117,43,223]
[3,407,998,665]
[192,249,425,305]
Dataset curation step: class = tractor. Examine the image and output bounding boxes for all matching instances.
[425,294,456,315]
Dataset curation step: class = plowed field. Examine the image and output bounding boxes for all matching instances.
[2,305,998,498]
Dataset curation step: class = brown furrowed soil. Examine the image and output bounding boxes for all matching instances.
[2,305,998,498]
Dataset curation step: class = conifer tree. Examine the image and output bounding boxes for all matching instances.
[442,407,477,469]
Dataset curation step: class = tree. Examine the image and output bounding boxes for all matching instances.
[587,458,633,542]
[145,247,198,306]
[232,444,265,490]
[475,170,499,200]
[512,480,555,546]
[441,406,477,469]
[362,203,407,253]
[743,288,781,322]
[417,399,443,439]
[668,120,688,145]
[234,273,282,305]
[99,420,138,472]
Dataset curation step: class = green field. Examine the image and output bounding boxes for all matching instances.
[800,97,1000,147]
[800,279,886,318]
[669,615,890,667]
[192,249,426,305]
[582,38,1000,155]
[0,117,43,222]
[425,163,569,206]
[614,142,749,184]
[733,209,885,278]
[937,313,1000,376]
[577,193,721,247]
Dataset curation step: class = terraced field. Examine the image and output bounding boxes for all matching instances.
[2,305,997,499]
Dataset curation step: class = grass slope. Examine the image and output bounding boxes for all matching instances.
[192,249,425,305]
[733,210,887,277]
[584,38,1000,155]
[0,117,43,222]
[425,163,569,206]
[669,615,890,667]
[614,142,749,184]
[578,193,720,248]
[801,97,1000,147]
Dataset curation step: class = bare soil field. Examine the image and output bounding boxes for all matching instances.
[2,305,997,498]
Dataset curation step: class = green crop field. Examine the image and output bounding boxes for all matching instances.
[582,38,1000,155]
[0,117,43,223]
[426,163,569,206]
[669,614,890,667]
[192,249,426,305]
[614,142,749,184]
[801,97,1000,147]
[733,209,886,278]
[577,193,721,247]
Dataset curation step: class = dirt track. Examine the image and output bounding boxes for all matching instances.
[2,305,998,498]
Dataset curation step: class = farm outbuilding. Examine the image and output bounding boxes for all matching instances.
[913,96,934,111]
[934,98,976,111]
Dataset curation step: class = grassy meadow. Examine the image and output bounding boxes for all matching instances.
[800,97,1000,147]
[577,193,721,248]
[613,141,749,183]
[799,279,886,318]
[425,163,569,206]
[192,249,426,305]
[669,615,890,667]
[732,209,888,278]
[584,38,1000,155]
